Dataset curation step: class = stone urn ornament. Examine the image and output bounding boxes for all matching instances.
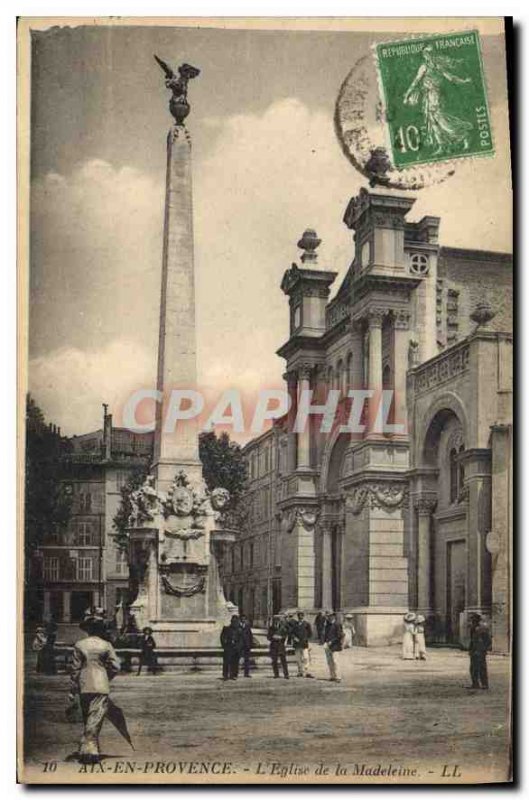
[470,301,496,329]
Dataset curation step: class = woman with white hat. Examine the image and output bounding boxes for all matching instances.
[414,614,427,660]
[342,613,355,649]
[402,612,416,660]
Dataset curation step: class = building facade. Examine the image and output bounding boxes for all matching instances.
[225,187,512,651]
[29,407,153,628]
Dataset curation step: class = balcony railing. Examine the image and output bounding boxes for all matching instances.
[410,340,470,397]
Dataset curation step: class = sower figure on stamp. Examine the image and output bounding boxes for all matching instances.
[323,612,344,683]
[292,611,313,678]
[68,609,122,764]
[220,615,243,681]
[239,614,253,678]
[267,614,289,679]
[467,612,492,690]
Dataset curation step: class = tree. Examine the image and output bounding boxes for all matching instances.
[112,467,148,553]
[24,394,73,622]
[24,394,72,554]
[199,431,249,529]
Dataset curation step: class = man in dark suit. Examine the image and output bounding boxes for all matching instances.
[239,614,254,678]
[323,612,344,682]
[467,612,492,690]
[292,611,313,678]
[220,615,243,681]
[267,615,289,679]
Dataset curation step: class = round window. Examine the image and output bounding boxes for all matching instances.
[410,253,429,276]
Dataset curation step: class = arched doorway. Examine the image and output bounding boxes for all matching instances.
[320,434,348,611]
[420,408,470,644]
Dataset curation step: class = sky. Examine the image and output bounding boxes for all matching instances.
[26,20,512,437]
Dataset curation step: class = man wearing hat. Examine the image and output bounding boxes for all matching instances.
[291,611,313,678]
[220,615,244,680]
[69,609,121,763]
[467,613,492,690]
[239,614,254,678]
[402,612,416,660]
[137,627,160,675]
[323,612,344,682]
[267,614,289,679]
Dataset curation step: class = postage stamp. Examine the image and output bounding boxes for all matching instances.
[375,31,494,168]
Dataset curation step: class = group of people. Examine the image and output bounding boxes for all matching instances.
[32,603,494,764]
[221,609,356,683]
[402,610,492,690]
[401,612,427,661]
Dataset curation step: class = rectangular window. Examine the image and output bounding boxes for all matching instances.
[77,557,93,581]
[77,521,93,546]
[116,471,129,491]
[79,492,92,512]
[115,550,128,576]
[43,557,60,582]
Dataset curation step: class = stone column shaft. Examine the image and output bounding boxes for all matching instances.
[297,367,312,470]
[463,449,492,614]
[367,309,384,433]
[321,527,333,610]
[63,590,71,623]
[43,590,51,620]
[415,498,436,614]
[393,311,410,434]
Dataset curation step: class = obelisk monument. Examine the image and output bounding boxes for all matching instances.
[153,58,202,491]
[127,59,235,646]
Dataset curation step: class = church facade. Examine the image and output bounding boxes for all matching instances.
[222,186,512,652]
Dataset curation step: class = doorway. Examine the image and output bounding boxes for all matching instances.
[446,540,466,644]
[71,591,93,622]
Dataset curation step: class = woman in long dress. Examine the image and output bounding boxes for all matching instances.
[414,614,427,660]
[342,614,355,649]
[402,612,416,659]
[403,45,473,156]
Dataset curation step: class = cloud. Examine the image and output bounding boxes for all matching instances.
[28,339,154,436]
[28,97,511,439]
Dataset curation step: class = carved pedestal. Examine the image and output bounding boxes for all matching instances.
[128,471,237,647]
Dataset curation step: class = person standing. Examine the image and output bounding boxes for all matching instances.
[32,626,48,673]
[239,614,253,678]
[292,611,313,678]
[342,613,355,649]
[267,615,289,679]
[137,627,160,675]
[314,611,326,645]
[68,609,121,764]
[402,612,416,660]
[414,614,427,660]
[220,615,243,681]
[467,613,492,690]
[323,612,344,682]
[285,612,297,645]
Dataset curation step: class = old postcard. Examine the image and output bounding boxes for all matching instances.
[17,17,513,784]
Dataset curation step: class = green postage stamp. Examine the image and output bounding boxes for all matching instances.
[375,31,493,168]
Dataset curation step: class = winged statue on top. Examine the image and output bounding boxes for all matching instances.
[154,55,200,125]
